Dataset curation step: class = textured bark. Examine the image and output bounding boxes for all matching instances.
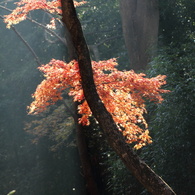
[60,0,176,194]
[120,0,159,70]
[64,24,77,60]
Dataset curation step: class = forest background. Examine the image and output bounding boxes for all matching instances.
[0,0,194,194]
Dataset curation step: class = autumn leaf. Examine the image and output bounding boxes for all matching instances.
[28,58,169,149]
[4,0,86,28]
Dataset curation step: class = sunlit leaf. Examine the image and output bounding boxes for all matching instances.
[28,58,169,149]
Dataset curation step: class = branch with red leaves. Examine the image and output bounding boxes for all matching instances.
[28,58,169,149]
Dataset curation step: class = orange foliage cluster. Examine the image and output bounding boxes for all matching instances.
[4,0,86,28]
[28,59,169,149]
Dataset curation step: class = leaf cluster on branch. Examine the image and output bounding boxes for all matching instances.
[28,58,169,149]
[4,0,86,28]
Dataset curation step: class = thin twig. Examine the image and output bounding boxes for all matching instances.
[0,14,41,66]
[12,26,42,66]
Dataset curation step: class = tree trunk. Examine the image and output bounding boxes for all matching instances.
[64,24,77,61]
[119,0,159,71]
[60,0,176,194]
[76,122,100,195]
[64,27,100,195]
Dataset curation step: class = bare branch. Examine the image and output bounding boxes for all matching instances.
[0,15,41,66]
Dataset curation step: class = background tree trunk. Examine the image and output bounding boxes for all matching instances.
[64,27,100,195]
[119,0,159,70]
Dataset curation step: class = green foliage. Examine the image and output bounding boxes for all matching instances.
[159,0,195,45]
[103,151,145,195]
[78,0,128,69]
[145,43,195,194]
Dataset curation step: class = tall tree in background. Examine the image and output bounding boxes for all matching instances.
[120,0,159,70]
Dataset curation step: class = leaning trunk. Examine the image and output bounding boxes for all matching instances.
[60,0,176,194]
